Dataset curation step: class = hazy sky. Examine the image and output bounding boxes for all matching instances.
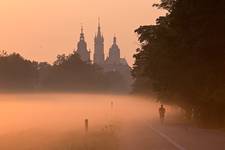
[0,0,165,65]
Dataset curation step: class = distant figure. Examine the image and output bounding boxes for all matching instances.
[85,119,89,133]
[111,101,114,109]
[159,105,166,123]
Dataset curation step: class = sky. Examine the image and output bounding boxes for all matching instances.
[0,0,165,65]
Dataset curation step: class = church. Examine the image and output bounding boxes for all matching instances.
[74,21,131,83]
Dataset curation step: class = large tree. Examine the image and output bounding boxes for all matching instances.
[0,52,38,90]
[133,0,225,126]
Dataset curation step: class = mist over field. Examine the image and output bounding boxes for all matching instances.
[1,0,225,149]
[0,93,178,150]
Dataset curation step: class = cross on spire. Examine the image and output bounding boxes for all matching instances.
[80,25,85,40]
[98,17,100,28]
[113,35,117,44]
[81,25,84,34]
[97,17,101,34]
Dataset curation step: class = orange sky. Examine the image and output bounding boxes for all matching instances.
[0,0,165,65]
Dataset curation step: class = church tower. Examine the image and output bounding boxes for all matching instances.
[108,36,120,64]
[76,27,90,62]
[94,19,105,65]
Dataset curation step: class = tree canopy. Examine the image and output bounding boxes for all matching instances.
[133,0,225,126]
[0,51,129,93]
[0,51,38,90]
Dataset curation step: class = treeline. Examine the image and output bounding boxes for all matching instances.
[0,51,129,92]
[132,0,225,127]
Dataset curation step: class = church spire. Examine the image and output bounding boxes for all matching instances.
[76,26,90,62]
[94,18,105,65]
[80,26,85,41]
[98,17,100,28]
[81,25,84,34]
[113,36,117,44]
[108,35,120,64]
[98,17,100,27]
[97,17,101,36]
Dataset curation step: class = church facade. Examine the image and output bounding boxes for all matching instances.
[75,21,132,87]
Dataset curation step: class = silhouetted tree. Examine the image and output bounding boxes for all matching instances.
[42,52,127,92]
[133,0,225,126]
[37,62,51,88]
[0,51,129,93]
[0,53,38,90]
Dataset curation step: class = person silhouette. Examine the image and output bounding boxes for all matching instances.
[159,104,166,123]
[111,101,114,109]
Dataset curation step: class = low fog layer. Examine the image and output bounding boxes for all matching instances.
[0,93,178,150]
